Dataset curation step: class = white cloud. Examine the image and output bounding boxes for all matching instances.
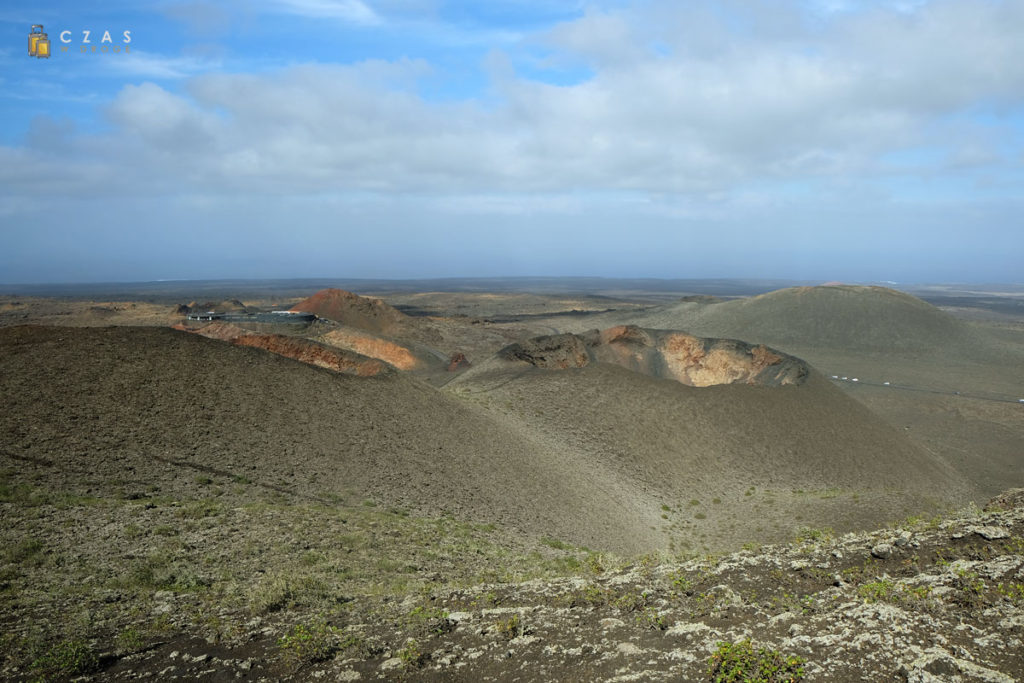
[5,0,1023,203]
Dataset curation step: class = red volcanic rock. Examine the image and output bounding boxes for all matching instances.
[231,334,392,377]
[290,289,407,334]
[447,352,471,372]
[174,323,390,377]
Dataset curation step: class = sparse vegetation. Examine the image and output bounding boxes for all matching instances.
[29,639,100,679]
[541,536,573,550]
[951,568,986,608]
[277,621,340,665]
[858,579,896,603]
[635,607,668,630]
[494,613,526,639]
[2,290,1024,681]
[794,526,834,544]
[397,638,426,669]
[998,582,1024,606]
[707,640,806,682]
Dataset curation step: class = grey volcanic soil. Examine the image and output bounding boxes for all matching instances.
[1,325,970,557]
[2,282,1024,682]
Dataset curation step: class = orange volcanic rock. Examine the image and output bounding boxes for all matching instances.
[290,289,407,334]
[231,334,392,377]
[502,325,808,387]
[657,333,795,387]
[319,329,420,371]
[174,323,390,376]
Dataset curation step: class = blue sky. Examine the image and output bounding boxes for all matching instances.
[1,0,1022,284]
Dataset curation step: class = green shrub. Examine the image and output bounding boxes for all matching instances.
[858,579,895,603]
[614,590,650,613]
[494,613,525,639]
[30,639,100,678]
[794,527,834,544]
[669,571,693,594]
[635,607,667,630]
[115,626,144,655]
[951,569,986,608]
[278,621,339,665]
[406,604,452,635]
[397,638,426,669]
[249,575,295,613]
[707,640,806,682]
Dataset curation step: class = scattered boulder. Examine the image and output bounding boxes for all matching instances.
[447,352,471,372]
[871,543,894,559]
[967,526,1010,541]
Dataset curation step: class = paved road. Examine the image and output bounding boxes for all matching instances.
[828,375,1024,405]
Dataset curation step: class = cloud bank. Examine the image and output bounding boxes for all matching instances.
[1,0,1022,282]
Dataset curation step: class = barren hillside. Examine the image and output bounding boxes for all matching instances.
[0,324,969,557]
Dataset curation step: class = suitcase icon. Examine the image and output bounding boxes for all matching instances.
[29,25,51,58]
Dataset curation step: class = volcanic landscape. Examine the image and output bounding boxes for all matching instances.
[2,278,1023,681]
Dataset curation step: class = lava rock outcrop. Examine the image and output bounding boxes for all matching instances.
[501,325,808,387]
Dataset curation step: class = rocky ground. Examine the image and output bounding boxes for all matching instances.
[3,485,1022,681]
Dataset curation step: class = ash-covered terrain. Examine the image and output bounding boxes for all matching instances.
[1,279,1022,681]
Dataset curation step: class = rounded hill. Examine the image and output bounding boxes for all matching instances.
[632,286,981,354]
[290,288,409,335]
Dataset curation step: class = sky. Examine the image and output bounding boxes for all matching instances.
[1,0,1022,284]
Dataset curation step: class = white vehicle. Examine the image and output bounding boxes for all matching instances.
[883,381,890,386]
[851,378,859,382]
[841,376,848,380]
[1019,399,1024,403]
[831,375,839,379]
